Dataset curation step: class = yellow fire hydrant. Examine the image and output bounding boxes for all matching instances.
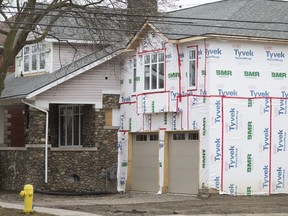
[19,184,34,213]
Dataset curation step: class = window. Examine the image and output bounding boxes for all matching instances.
[173,133,185,140]
[136,134,147,141]
[150,134,159,141]
[133,58,137,92]
[59,105,83,146]
[144,52,164,90]
[188,132,199,140]
[23,43,46,73]
[188,49,197,88]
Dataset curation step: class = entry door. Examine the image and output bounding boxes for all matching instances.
[168,132,199,194]
[131,133,159,192]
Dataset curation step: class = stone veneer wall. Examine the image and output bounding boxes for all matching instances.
[0,94,120,192]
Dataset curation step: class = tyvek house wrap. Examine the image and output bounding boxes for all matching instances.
[117,34,288,195]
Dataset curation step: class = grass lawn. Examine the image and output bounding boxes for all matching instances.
[0,207,53,215]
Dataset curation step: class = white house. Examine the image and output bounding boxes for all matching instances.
[117,0,288,195]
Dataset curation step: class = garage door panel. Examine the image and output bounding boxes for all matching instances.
[133,157,158,167]
[133,143,158,155]
[131,134,159,192]
[168,132,199,194]
[169,157,198,167]
[171,169,198,180]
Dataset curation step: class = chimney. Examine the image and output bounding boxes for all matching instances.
[126,0,158,32]
[127,0,157,15]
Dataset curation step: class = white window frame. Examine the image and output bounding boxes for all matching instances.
[143,52,165,91]
[23,43,46,74]
[132,58,137,93]
[188,48,197,89]
[58,105,83,147]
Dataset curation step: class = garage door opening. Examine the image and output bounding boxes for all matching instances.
[168,131,199,194]
[131,133,159,192]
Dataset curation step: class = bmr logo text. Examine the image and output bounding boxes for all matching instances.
[234,49,254,60]
[266,51,285,62]
[272,72,287,79]
[247,154,252,173]
[244,71,260,78]
[214,100,221,124]
[277,130,286,153]
[247,121,253,140]
[216,70,232,77]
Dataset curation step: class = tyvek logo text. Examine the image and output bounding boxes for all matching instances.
[266,51,285,62]
[228,146,238,169]
[264,99,270,113]
[278,99,287,115]
[234,49,254,60]
[250,90,270,97]
[263,165,269,188]
[229,108,238,131]
[229,184,237,195]
[276,167,285,190]
[277,130,286,153]
[214,138,221,161]
[218,89,238,96]
[199,48,222,59]
[214,100,221,124]
[263,128,270,151]
[214,176,220,190]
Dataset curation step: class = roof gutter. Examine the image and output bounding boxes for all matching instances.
[22,99,49,184]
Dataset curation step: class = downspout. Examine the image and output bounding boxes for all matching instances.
[22,99,49,184]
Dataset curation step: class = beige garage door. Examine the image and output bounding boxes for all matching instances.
[131,133,159,192]
[168,132,199,194]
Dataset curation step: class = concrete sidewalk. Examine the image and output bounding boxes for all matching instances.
[0,202,101,216]
[1,201,288,216]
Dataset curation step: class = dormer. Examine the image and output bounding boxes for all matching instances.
[15,41,52,77]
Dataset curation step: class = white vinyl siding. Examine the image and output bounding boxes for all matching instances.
[52,43,94,71]
[36,59,120,104]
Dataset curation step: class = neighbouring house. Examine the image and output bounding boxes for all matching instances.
[117,0,288,195]
[0,0,158,192]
